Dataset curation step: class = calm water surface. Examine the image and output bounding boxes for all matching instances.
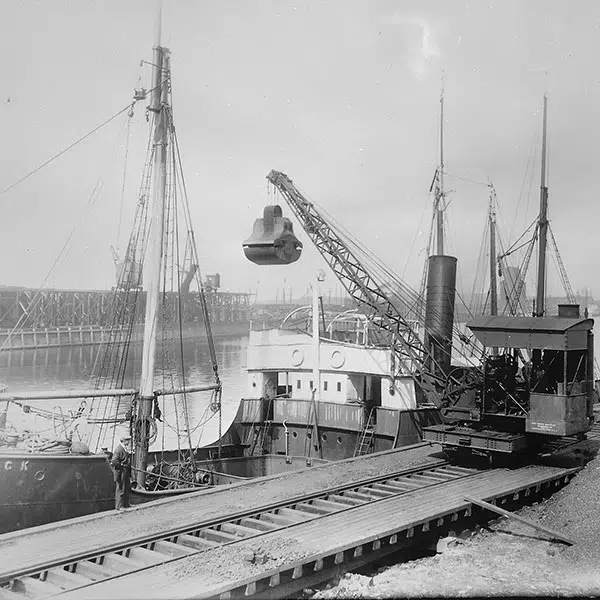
[0,337,248,450]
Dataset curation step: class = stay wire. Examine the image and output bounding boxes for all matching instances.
[165,77,196,464]
[0,77,165,201]
[0,119,130,354]
[0,104,131,200]
[116,105,134,253]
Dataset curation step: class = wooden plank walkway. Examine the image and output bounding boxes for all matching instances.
[0,444,440,579]
[53,464,576,600]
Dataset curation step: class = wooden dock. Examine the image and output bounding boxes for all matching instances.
[0,443,581,599]
[57,464,577,600]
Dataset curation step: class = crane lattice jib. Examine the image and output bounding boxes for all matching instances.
[266,170,445,406]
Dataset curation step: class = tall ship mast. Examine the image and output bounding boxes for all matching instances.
[488,188,498,317]
[535,95,549,317]
[436,84,446,256]
[134,29,170,487]
[423,86,457,379]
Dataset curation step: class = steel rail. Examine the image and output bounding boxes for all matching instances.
[3,434,592,600]
[203,465,579,599]
[0,458,451,581]
[37,463,579,600]
[0,460,479,596]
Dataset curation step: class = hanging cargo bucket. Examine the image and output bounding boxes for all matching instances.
[243,205,303,265]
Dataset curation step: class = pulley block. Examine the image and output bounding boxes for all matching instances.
[242,205,303,265]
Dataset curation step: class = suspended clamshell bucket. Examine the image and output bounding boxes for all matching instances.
[243,205,303,265]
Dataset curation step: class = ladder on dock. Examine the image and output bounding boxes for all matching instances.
[354,408,375,457]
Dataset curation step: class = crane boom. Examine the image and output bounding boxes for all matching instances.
[266,169,447,407]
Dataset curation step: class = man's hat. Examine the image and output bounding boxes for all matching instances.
[118,427,132,441]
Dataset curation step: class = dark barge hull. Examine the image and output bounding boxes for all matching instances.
[0,451,114,532]
[0,398,441,533]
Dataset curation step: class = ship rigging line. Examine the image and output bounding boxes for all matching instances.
[171,102,223,452]
[441,171,490,187]
[0,104,130,199]
[500,217,537,258]
[509,123,539,246]
[0,122,131,358]
[116,107,134,253]
[171,118,222,387]
[0,75,168,201]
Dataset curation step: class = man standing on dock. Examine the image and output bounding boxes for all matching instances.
[111,432,132,510]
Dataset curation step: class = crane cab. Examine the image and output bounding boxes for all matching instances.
[243,205,303,265]
[423,310,595,458]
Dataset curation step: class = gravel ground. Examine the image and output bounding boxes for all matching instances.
[312,450,600,598]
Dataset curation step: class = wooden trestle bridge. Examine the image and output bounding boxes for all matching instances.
[0,287,250,350]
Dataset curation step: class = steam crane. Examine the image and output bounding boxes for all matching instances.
[422,96,595,461]
[250,169,461,410]
[246,139,594,463]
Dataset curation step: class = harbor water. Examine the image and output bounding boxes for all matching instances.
[0,337,248,452]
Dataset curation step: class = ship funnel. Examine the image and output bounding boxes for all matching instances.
[424,255,457,377]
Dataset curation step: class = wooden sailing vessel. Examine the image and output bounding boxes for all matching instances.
[0,22,224,532]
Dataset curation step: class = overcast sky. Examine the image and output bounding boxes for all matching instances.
[0,0,598,305]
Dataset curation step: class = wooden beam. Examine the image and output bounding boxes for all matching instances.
[464,496,573,546]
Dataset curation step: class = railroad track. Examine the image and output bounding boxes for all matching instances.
[22,462,579,600]
[3,427,596,600]
[0,461,480,599]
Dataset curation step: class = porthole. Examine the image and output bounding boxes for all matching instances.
[336,436,343,444]
[321,433,328,441]
[292,431,298,438]
[331,349,345,368]
[34,470,45,481]
[252,382,257,388]
[291,348,304,366]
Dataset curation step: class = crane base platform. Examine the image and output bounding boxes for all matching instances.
[423,424,529,455]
